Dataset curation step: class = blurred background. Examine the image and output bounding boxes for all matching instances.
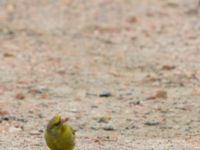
[0,0,200,149]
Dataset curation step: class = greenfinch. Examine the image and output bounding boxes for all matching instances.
[45,115,75,150]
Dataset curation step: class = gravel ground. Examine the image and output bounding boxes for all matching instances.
[0,0,200,149]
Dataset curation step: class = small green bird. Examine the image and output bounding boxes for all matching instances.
[45,115,75,150]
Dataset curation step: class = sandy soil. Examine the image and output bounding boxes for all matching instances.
[0,0,200,149]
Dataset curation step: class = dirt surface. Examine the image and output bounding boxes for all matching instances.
[0,0,200,149]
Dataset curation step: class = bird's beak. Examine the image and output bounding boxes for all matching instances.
[61,117,69,125]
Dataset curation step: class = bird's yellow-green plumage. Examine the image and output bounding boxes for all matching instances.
[45,115,75,150]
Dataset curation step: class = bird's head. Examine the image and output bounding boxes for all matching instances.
[47,114,69,131]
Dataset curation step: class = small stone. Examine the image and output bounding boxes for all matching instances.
[38,129,43,133]
[1,116,9,121]
[28,85,49,95]
[4,52,15,57]
[0,116,27,123]
[97,116,111,123]
[144,120,160,126]
[130,100,142,105]
[30,130,41,135]
[16,118,27,123]
[38,114,43,118]
[99,91,112,97]
[161,65,176,70]
[103,124,115,131]
[91,105,98,108]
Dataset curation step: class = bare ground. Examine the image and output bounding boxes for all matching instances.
[0,0,200,149]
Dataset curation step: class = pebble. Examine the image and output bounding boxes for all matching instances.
[97,116,111,123]
[99,91,112,97]
[130,100,142,105]
[144,120,160,126]
[29,130,42,135]
[103,124,115,131]
[0,116,27,123]
[28,85,49,95]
